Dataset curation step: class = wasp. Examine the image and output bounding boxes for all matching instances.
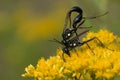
[50,6,110,61]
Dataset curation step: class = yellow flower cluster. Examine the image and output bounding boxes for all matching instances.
[22,29,120,80]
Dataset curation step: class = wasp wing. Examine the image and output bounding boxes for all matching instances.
[63,11,72,33]
[70,29,89,41]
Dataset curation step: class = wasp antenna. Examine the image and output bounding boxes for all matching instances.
[48,38,63,45]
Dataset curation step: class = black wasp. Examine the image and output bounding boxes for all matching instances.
[50,6,109,61]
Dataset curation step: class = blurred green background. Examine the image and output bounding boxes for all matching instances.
[0,0,120,80]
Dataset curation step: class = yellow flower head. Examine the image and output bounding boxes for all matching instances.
[22,29,120,80]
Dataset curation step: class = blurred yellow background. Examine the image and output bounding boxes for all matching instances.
[0,0,120,80]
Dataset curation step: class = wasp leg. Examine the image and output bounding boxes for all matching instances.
[86,42,95,55]
[76,19,85,29]
[62,53,66,62]
[93,37,114,51]
[72,48,79,56]
[62,52,71,62]
[75,31,79,40]
[78,26,92,29]
[83,11,109,19]
[80,37,96,55]
[82,37,114,52]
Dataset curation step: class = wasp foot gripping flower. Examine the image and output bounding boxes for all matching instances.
[22,29,120,80]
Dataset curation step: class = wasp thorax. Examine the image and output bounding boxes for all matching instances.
[62,28,73,39]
